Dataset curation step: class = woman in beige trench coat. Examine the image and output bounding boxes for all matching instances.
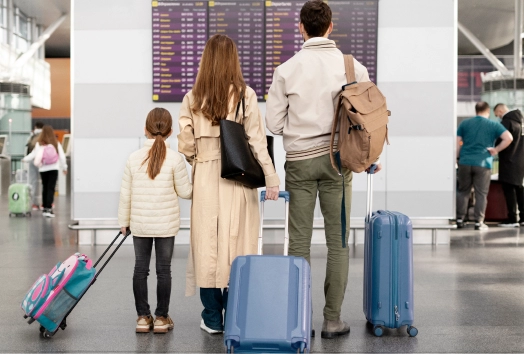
[178,35,280,334]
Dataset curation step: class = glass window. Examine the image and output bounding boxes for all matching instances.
[0,0,7,44]
[13,7,31,52]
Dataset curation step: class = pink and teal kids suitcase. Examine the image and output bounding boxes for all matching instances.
[21,231,129,338]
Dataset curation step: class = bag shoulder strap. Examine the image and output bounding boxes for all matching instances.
[343,54,357,85]
[234,91,245,124]
[329,97,344,175]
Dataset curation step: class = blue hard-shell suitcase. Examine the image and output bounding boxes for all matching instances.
[224,191,312,353]
[363,167,418,337]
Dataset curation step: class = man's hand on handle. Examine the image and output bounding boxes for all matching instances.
[265,186,279,200]
[365,163,382,174]
[120,227,128,235]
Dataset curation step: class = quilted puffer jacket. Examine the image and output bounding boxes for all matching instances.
[118,140,192,237]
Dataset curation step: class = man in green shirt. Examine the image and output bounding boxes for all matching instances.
[456,101,513,230]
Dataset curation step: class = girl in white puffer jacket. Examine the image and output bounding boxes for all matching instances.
[118,108,192,334]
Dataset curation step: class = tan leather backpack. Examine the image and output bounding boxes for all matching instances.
[329,55,390,173]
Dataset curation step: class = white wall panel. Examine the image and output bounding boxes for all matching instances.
[377,27,455,83]
[386,136,454,192]
[74,84,181,138]
[74,138,140,193]
[378,0,455,29]
[75,30,152,84]
[75,0,151,31]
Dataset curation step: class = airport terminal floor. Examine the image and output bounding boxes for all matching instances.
[1,197,524,353]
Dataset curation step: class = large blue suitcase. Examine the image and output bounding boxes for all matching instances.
[363,168,418,337]
[224,191,312,353]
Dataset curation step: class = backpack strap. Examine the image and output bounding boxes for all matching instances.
[329,97,344,175]
[342,55,357,90]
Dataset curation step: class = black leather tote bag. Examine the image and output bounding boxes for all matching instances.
[220,95,274,189]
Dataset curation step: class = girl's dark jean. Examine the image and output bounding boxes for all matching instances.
[133,236,174,318]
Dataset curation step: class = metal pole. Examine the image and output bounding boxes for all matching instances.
[458,21,510,76]
[515,0,523,79]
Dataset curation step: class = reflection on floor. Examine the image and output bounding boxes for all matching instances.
[1,196,524,353]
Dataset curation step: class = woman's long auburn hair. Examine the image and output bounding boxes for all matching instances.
[142,108,172,180]
[38,125,58,152]
[191,34,246,125]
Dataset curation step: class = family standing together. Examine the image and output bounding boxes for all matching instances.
[117,0,381,338]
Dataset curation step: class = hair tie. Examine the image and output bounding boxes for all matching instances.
[155,132,162,136]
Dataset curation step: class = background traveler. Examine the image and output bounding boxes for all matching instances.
[178,34,280,334]
[22,125,67,218]
[25,121,44,210]
[456,102,512,230]
[265,0,381,339]
[118,108,192,334]
[493,103,524,227]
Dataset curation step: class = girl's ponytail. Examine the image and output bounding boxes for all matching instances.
[143,108,172,180]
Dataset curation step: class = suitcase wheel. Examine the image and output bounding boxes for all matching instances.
[26,212,31,217]
[42,329,54,338]
[373,325,384,337]
[8,213,12,217]
[225,340,233,353]
[39,326,45,334]
[407,326,418,337]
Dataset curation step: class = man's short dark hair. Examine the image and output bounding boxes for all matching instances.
[493,103,506,111]
[475,101,490,114]
[300,1,332,38]
[34,121,44,129]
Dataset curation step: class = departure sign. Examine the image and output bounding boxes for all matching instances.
[152,0,379,102]
[209,2,265,99]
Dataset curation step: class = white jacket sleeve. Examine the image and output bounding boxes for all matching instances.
[174,155,192,200]
[353,58,371,83]
[33,146,44,168]
[118,159,132,227]
[22,143,39,162]
[265,67,288,135]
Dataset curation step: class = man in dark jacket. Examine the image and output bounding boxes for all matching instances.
[494,103,524,227]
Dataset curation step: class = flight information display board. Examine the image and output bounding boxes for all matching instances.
[152,0,378,102]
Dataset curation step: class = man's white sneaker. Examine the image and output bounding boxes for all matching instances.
[474,222,488,231]
[200,319,223,334]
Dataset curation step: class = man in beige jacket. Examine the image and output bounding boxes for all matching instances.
[266,0,381,339]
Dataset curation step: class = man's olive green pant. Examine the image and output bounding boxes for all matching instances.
[285,153,352,320]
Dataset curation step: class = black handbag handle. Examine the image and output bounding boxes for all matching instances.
[234,91,245,124]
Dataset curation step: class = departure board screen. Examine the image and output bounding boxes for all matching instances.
[152,0,379,102]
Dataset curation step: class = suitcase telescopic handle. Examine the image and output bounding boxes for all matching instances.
[259,191,290,256]
[260,191,290,202]
[366,164,377,222]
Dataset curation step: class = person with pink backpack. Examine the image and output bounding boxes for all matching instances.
[22,125,68,218]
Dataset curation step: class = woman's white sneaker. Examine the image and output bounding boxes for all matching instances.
[200,319,223,334]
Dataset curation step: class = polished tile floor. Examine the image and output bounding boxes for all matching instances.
[1,196,524,353]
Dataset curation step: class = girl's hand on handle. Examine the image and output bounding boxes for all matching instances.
[120,227,128,235]
[265,186,279,201]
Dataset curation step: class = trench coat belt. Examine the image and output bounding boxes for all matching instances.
[194,150,221,163]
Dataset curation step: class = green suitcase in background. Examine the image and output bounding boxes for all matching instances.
[9,183,31,217]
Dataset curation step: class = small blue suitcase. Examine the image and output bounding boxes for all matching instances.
[363,167,418,337]
[224,191,312,353]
